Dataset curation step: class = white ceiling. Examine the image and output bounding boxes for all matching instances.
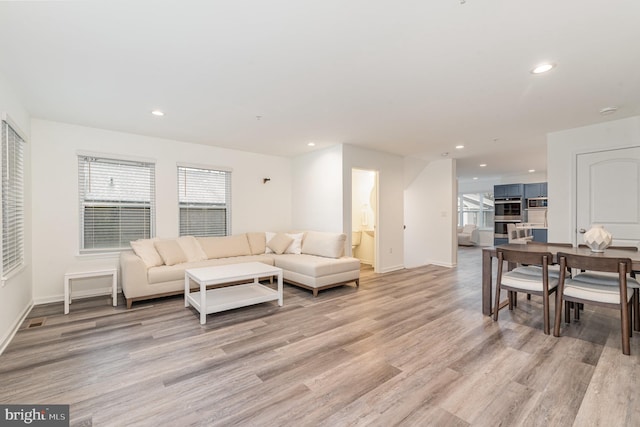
[1,1,639,183]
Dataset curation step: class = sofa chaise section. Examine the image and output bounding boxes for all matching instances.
[270,253,360,297]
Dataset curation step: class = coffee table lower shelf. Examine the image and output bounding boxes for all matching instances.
[186,283,280,316]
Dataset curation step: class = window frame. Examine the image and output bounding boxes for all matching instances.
[177,163,232,237]
[78,153,156,253]
[1,114,26,281]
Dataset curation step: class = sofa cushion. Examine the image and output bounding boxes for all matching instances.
[267,233,294,255]
[130,238,164,268]
[301,231,345,258]
[176,236,207,262]
[154,239,187,266]
[198,235,252,259]
[272,253,360,277]
[247,232,266,255]
[148,255,276,284]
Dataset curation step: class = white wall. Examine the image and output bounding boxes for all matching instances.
[31,119,292,303]
[291,145,344,232]
[291,144,404,273]
[0,71,32,353]
[343,144,405,273]
[404,158,457,268]
[547,116,640,243]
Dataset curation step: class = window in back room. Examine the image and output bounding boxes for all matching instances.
[458,192,494,228]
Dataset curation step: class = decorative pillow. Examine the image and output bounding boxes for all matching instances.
[302,231,346,258]
[267,233,294,255]
[284,232,304,254]
[130,238,164,268]
[197,235,252,259]
[264,232,276,254]
[154,239,187,266]
[246,232,266,255]
[176,236,207,262]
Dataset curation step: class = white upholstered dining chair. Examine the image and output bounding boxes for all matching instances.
[493,248,557,335]
[554,252,634,355]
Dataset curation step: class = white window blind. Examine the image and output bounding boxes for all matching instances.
[178,166,231,237]
[1,120,25,278]
[78,156,155,252]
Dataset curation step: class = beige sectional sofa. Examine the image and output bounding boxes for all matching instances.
[119,231,360,308]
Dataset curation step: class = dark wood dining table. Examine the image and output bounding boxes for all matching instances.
[481,243,640,316]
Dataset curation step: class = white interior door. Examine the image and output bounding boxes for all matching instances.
[576,147,640,245]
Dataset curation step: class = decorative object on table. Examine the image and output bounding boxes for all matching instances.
[583,225,612,252]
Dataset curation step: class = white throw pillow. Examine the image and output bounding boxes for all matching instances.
[264,232,276,254]
[284,232,304,254]
[130,238,164,268]
[177,236,207,262]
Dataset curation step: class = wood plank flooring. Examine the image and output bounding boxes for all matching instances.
[2,247,640,426]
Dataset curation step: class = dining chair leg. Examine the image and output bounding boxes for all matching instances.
[565,301,571,324]
[628,300,633,337]
[493,284,501,322]
[554,293,563,337]
[632,288,640,331]
[621,300,631,355]
[542,294,550,335]
[574,303,580,320]
[527,293,531,300]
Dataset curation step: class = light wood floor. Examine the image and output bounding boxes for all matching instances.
[2,247,640,426]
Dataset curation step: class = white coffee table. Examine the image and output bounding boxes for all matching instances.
[184,262,283,324]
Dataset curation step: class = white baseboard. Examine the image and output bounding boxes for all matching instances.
[0,300,33,356]
[34,286,120,306]
[377,264,404,273]
[427,260,456,268]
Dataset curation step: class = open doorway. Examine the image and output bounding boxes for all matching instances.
[352,168,378,270]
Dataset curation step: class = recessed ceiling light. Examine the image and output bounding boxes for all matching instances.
[531,63,555,74]
[151,110,164,116]
[473,177,478,180]
[307,142,316,147]
[455,145,465,150]
[529,169,536,173]
[599,106,618,116]
[479,163,487,167]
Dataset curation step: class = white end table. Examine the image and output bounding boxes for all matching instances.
[64,262,118,314]
[185,262,283,325]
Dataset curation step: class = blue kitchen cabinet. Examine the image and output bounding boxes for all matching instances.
[494,184,523,198]
[524,182,547,199]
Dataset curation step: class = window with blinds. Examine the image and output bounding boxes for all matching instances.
[1,120,25,279]
[78,155,155,252]
[178,166,231,237]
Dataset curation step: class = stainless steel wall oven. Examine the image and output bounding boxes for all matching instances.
[494,198,522,221]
